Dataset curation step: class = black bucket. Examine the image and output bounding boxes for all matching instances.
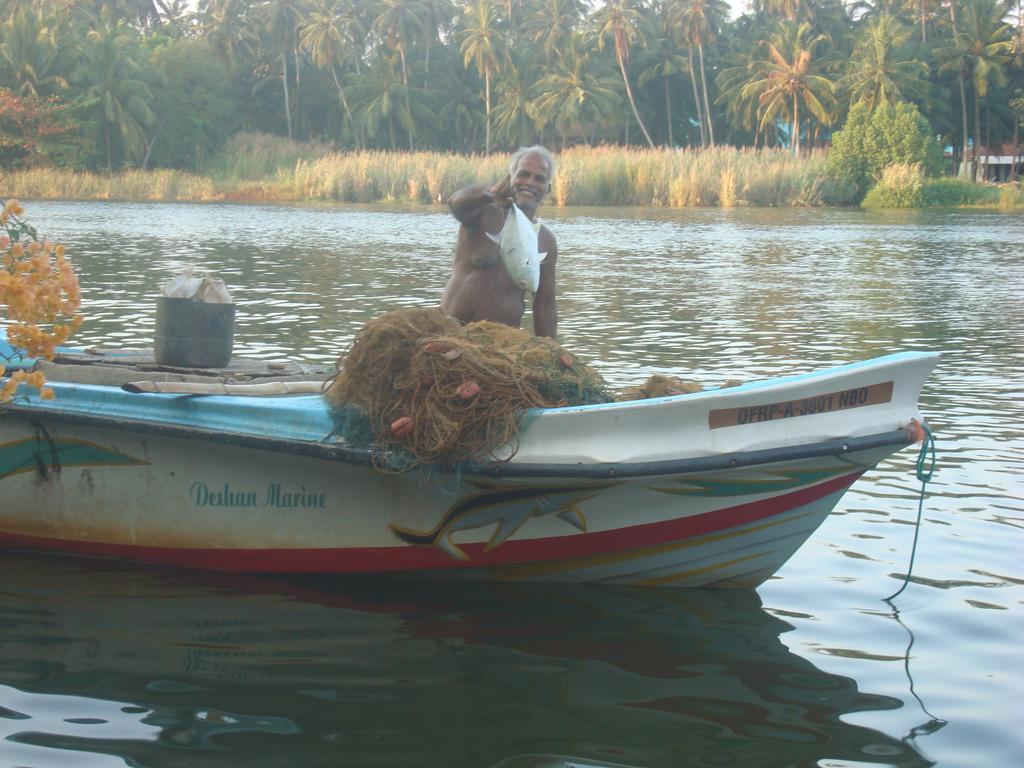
[154,297,235,368]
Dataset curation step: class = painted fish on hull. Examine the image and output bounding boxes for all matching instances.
[486,203,544,292]
[389,483,607,561]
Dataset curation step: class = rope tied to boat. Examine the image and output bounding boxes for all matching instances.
[884,419,936,601]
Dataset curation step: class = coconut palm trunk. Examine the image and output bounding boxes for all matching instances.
[615,45,655,148]
[484,68,491,155]
[688,45,706,146]
[281,50,293,140]
[329,65,360,149]
[949,0,970,177]
[698,40,714,145]
[399,47,414,150]
[664,76,674,146]
[973,84,982,181]
[1012,117,1019,182]
[105,122,113,172]
[293,45,302,138]
[792,90,799,156]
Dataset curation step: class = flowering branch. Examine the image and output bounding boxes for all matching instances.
[1,198,83,402]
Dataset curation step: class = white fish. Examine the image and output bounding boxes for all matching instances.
[486,203,545,292]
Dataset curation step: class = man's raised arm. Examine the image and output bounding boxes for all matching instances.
[448,177,512,227]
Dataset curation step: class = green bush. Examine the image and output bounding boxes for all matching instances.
[826,102,943,203]
[919,178,992,207]
[861,163,924,208]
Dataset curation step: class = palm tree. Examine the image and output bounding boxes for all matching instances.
[670,0,730,146]
[962,0,1013,178]
[370,0,428,150]
[637,29,689,147]
[937,0,973,174]
[736,21,835,155]
[491,54,538,149]
[437,52,486,149]
[908,0,941,42]
[522,0,586,67]
[153,0,191,35]
[345,52,437,149]
[420,0,456,84]
[459,0,505,154]
[532,32,621,147]
[259,0,307,141]
[0,7,69,99]
[938,0,1013,179]
[194,0,258,68]
[836,14,929,109]
[753,0,813,22]
[72,0,164,27]
[73,18,155,170]
[299,0,364,147]
[1009,1,1023,180]
[716,36,762,144]
[591,0,655,147]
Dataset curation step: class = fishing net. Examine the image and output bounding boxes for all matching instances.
[616,374,744,401]
[615,374,703,401]
[324,309,612,471]
[325,308,741,471]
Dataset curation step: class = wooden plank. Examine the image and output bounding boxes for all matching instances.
[122,380,325,396]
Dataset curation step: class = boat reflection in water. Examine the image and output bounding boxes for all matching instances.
[0,554,933,768]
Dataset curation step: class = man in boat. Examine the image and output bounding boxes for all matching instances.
[440,146,558,338]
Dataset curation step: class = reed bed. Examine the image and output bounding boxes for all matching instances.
[293,151,506,203]
[552,146,829,207]
[282,144,831,207]
[8,139,1013,209]
[207,131,333,182]
[4,167,220,201]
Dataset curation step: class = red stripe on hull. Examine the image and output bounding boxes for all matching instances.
[0,472,863,572]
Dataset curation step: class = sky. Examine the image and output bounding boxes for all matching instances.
[728,1,751,19]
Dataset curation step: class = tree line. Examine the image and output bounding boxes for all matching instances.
[0,0,1021,178]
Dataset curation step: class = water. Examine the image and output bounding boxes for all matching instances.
[2,201,1022,767]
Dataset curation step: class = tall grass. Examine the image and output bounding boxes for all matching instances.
[3,168,219,201]
[290,145,829,207]
[550,146,828,207]
[293,151,507,203]
[7,137,1013,209]
[206,131,333,182]
[861,163,925,208]
[997,184,1023,211]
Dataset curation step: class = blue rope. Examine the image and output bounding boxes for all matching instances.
[884,422,936,602]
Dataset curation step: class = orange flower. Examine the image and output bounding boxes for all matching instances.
[1,202,83,403]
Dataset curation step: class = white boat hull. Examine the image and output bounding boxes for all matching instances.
[0,351,938,587]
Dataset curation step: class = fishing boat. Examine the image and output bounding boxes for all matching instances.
[0,338,938,587]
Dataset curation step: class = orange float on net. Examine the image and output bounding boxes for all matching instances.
[390,416,415,439]
[457,380,481,399]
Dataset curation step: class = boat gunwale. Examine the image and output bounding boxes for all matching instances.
[1,401,915,479]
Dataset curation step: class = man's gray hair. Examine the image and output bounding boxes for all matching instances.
[509,145,555,179]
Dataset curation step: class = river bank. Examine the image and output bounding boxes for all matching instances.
[7,145,1020,210]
